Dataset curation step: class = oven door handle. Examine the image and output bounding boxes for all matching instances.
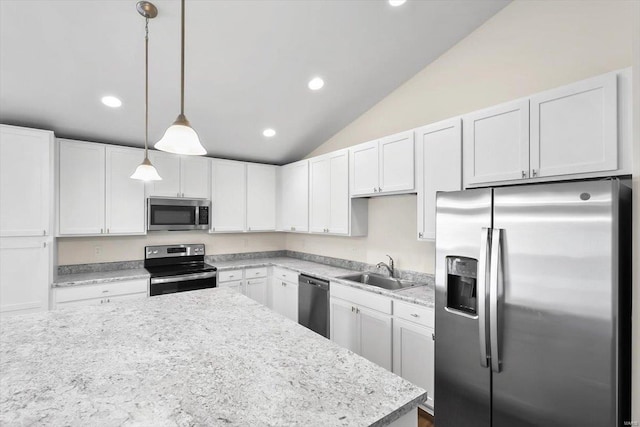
[150,271,217,285]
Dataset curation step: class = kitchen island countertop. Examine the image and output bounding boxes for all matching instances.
[1,288,427,426]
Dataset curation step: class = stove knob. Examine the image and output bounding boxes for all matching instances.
[153,250,158,254]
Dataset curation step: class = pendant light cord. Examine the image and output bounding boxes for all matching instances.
[145,16,150,158]
[180,0,185,116]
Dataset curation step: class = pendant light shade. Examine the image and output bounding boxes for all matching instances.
[155,114,206,155]
[131,1,162,182]
[155,0,206,156]
[131,157,162,181]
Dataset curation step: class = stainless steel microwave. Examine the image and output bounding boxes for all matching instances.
[147,197,210,231]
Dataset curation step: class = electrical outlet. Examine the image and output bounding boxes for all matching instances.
[94,246,102,256]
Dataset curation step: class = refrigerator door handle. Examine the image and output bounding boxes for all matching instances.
[478,227,491,368]
[489,228,503,373]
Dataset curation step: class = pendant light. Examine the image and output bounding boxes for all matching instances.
[155,0,206,156]
[131,1,162,181]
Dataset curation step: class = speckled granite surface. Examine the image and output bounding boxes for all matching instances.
[53,268,150,288]
[0,289,427,426]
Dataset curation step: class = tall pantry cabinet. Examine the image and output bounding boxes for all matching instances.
[0,125,54,317]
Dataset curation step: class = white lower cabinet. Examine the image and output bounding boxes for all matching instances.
[217,267,269,306]
[271,267,298,322]
[53,279,148,309]
[393,300,435,409]
[218,280,242,293]
[245,278,268,305]
[0,237,52,317]
[329,283,393,371]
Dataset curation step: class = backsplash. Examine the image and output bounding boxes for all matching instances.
[57,250,434,286]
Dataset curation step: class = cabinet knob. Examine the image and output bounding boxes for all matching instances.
[521,170,527,179]
[356,308,360,314]
[410,313,419,318]
[418,232,423,238]
[374,187,378,192]
[43,229,46,236]
[248,227,251,231]
[351,306,355,312]
[532,169,537,177]
[107,228,109,234]
[378,187,382,192]
[432,333,435,341]
[282,282,286,287]
[100,228,104,234]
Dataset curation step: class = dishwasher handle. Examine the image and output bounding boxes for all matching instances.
[299,274,329,291]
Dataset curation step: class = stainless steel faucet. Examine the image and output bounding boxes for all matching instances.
[376,254,395,278]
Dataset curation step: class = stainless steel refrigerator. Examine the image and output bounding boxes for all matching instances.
[434,179,631,427]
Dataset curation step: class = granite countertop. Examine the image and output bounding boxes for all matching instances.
[0,289,427,426]
[53,268,150,288]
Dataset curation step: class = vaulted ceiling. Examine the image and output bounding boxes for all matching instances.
[0,0,509,164]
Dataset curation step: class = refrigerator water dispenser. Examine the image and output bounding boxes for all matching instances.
[445,256,477,316]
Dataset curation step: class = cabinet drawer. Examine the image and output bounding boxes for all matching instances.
[394,300,434,328]
[56,292,147,308]
[244,267,267,279]
[55,279,148,303]
[273,267,297,283]
[331,282,392,315]
[218,269,243,282]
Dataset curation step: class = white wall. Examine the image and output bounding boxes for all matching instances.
[631,0,639,422]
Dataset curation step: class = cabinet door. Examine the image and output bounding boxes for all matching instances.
[105,146,146,235]
[147,151,181,197]
[0,126,52,237]
[358,305,392,371]
[279,160,309,232]
[530,72,617,178]
[0,238,50,316]
[246,164,276,231]
[329,297,359,353]
[463,99,529,186]
[58,140,105,235]
[416,118,462,240]
[393,319,435,408]
[328,149,349,235]
[211,159,246,232]
[349,140,379,196]
[245,278,267,305]
[308,156,330,233]
[379,131,414,194]
[180,156,210,198]
[272,279,298,322]
[218,280,242,293]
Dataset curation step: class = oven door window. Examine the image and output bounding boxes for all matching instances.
[150,278,215,296]
[150,205,196,226]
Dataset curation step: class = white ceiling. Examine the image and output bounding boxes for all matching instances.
[0,0,509,164]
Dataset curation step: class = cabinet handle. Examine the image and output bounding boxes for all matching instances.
[356,308,360,314]
[410,313,419,318]
[100,299,104,304]
[100,228,104,234]
[182,192,185,197]
[102,290,109,294]
[43,229,46,236]
[43,242,47,248]
[374,187,378,193]
[432,333,435,341]
[107,298,110,303]
[418,232,423,238]
[532,169,537,177]
[177,192,180,197]
[107,228,109,234]
[351,306,355,312]
[282,282,286,287]
[521,170,526,179]
[212,227,215,231]
[378,187,382,192]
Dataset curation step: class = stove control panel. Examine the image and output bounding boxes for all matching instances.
[145,244,205,259]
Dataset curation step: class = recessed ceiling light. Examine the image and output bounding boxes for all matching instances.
[308,77,324,91]
[101,96,122,108]
[263,128,276,138]
[389,0,406,6]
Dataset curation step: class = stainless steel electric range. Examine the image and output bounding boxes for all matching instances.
[144,244,217,296]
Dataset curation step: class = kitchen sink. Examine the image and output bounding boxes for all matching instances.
[337,272,417,291]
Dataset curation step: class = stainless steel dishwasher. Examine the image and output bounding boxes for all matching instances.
[298,274,330,338]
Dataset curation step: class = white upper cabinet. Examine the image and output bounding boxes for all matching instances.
[416,118,462,241]
[147,151,181,197]
[246,163,277,231]
[309,149,366,236]
[350,131,415,197]
[105,146,146,235]
[277,160,309,232]
[530,72,617,178]
[463,99,530,186]
[58,140,106,235]
[350,140,379,196]
[147,152,209,198]
[59,140,146,236]
[0,125,53,237]
[180,156,210,198]
[211,159,246,232]
[463,68,629,188]
[378,131,415,194]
